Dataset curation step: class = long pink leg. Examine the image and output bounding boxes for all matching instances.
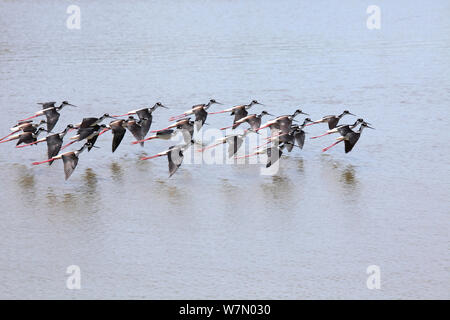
[0,130,19,141]
[310,132,331,139]
[141,154,163,161]
[235,151,259,159]
[0,136,18,144]
[197,142,222,152]
[32,158,57,165]
[110,113,131,117]
[208,110,228,115]
[132,136,157,145]
[98,128,110,136]
[169,114,187,122]
[16,140,42,148]
[18,114,41,122]
[322,140,343,152]
[305,120,322,127]
[61,140,77,151]
[220,125,233,130]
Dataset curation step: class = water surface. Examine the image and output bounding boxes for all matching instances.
[0,0,449,299]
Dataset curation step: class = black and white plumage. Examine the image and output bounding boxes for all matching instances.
[322,122,374,153]
[141,142,193,177]
[308,110,355,130]
[168,99,222,130]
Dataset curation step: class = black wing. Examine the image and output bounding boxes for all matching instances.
[337,125,354,136]
[127,122,144,146]
[156,129,175,138]
[344,133,361,153]
[16,132,35,146]
[194,108,208,131]
[111,125,126,152]
[77,126,96,141]
[328,117,340,129]
[46,134,63,164]
[278,119,292,134]
[248,117,262,131]
[167,147,184,177]
[227,136,244,158]
[22,124,36,133]
[40,102,56,109]
[87,134,99,151]
[266,147,283,168]
[294,130,306,149]
[80,117,99,128]
[136,109,153,138]
[233,108,248,124]
[284,140,294,152]
[62,153,79,180]
[44,109,60,132]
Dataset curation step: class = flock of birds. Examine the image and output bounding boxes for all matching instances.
[0,100,373,179]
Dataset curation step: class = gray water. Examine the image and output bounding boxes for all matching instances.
[0,0,449,299]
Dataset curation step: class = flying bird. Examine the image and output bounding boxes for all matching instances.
[307,110,355,129]
[322,122,374,153]
[32,142,93,180]
[19,101,78,131]
[141,142,193,177]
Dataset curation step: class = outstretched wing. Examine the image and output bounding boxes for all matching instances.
[294,130,306,149]
[44,109,60,132]
[80,117,98,128]
[46,134,63,163]
[111,125,126,152]
[194,108,208,131]
[344,133,361,153]
[328,117,339,129]
[227,136,243,158]
[62,154,79,180]
[337,125,354,137]
[127,122,144,145]
[248,117,262,131]
[233,108,248,124]
[266,147,283,168]
[40,102,56,109]
[167,147,184,177]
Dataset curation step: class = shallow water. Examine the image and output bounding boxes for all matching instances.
[0,0,449,299]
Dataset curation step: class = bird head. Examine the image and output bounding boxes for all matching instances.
[154,102,168,109]
[260,110,274,117]
[293,109,309,117]
[361,122,375,129]
[343,110,356,116]
[61,101,78,107]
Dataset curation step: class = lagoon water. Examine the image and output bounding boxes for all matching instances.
[0,0,449,299]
